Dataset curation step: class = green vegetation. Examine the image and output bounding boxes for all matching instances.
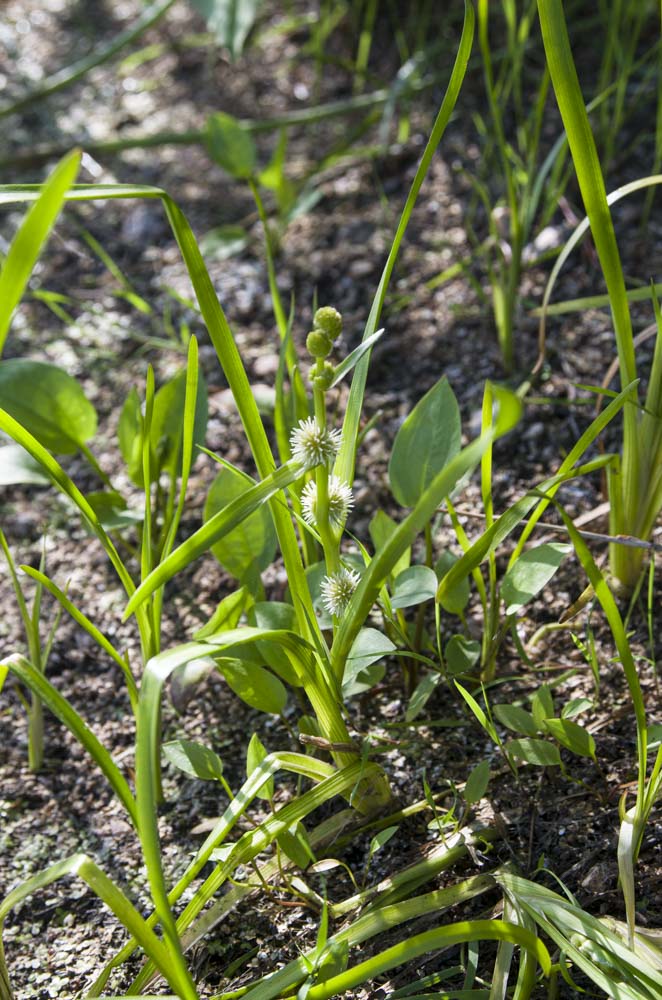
[0,1,661,997]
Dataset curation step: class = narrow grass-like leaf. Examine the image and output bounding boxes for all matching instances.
[0,407,136,600]
[124,460,303,617]
[0,151,80,354]
[329,329,384,388]
[0,852,195,998]
[20,566,138,711]
[335,0,475,487]
[1,655,136,824]
[241,877,495,1000]
[0,180,318,639]
[304,920,550,999]
[498,872,662,998]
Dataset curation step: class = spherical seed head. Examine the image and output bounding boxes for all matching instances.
[320,566,360,616]
[306,329,334,359]
[311,361,335,391]
[290,417,342,470]
[314,306,343,341]
[301,476,354,528]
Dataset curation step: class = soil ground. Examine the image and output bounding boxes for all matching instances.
[0,2,661,998]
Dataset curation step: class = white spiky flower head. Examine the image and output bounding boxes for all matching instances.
[290,417,341,470]
[320,566,360,617]
[301,476,354,528]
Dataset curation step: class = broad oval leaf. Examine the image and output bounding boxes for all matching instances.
[206,112,257,178]
[204,465,277,588]
[162,739,225,782]
[369,509,410,578]
[464,759,490,804]
[444,634,480,675]
[249,601,300,686]
[343,628,394,698]
[543,718,596,760]
[0,359,96,453]
[405,670,442,722]
[501,542,572,616]
[391,565,438,609]
[494,704,539,737]
[170,656,216,714]
[277,821,315,870]
[118,386,145,486]
[0,443,50,485]
[216,656,287,715]
[507,738,561,767]
[388,375,461,507]
[435,550,470,615]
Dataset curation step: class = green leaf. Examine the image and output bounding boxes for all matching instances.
[444,634,480,676]
[464,760,490,804]
[493,704,539,737]
[258,129,296,216]
[543,718,596,760]
[162,739,225,782]
[405,671,442,722]
[199,224,249,261]
[206,112,257,178]
[217,657,287,715]
[388,376,461,507]
[531,686,554,730]
[118,386,145,486]
[151,369,208,476]
[0,443,50,485]
[190,0,262,58]
[455,682,499,744]
[249,602,300,686]
[561,697,593,720]
[390,565,438,610]
[125,460,301,618]
[0,359,97,453]
[204,465,277,588]
[343,628,394,698]
[335,1,475,491]
[277,821,315,870]
[0,150,80,355]
[435,551,470,615]
[507,738,561,768]
[369,510,410,579]
[368,825,399,858]
[194,587,251,639]
[246,732,273,800]
[329,330,384,389]
[169,657,216,714]
[501,542,572,615]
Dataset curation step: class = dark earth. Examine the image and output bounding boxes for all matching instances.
[0,1,661,997]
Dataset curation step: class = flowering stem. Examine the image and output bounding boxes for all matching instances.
[313,377,341,577]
